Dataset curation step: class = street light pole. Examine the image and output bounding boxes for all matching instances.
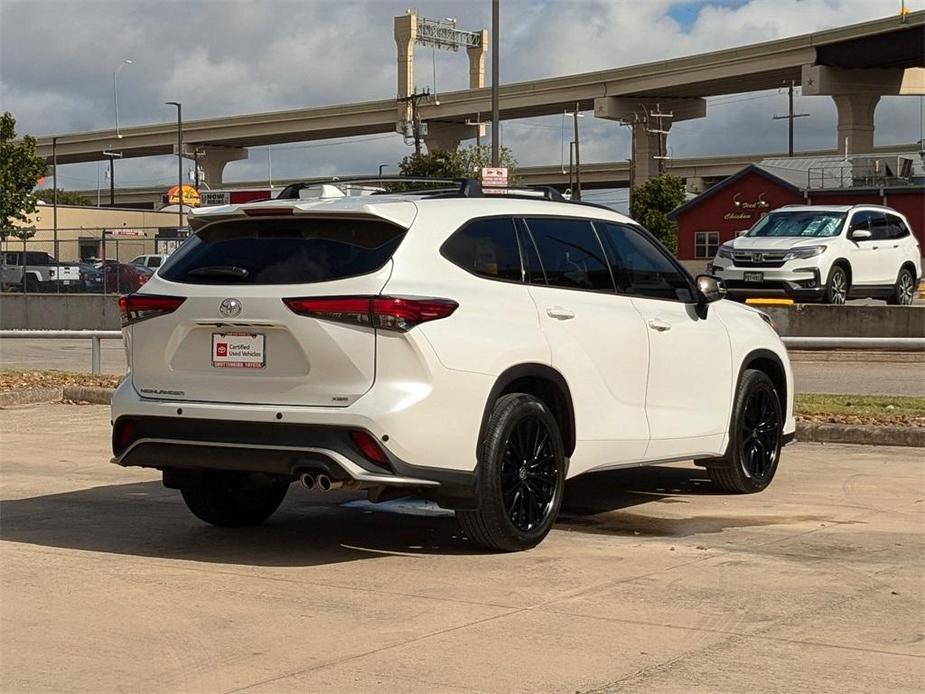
[490,0,500,167]
[165,102,184,228]
[113,59,133,138]
[573,103,582,200]
[52,136,59,293]
[378,163,390,184]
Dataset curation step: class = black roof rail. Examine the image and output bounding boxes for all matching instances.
[275,176,479,200]
[273,175,621,213]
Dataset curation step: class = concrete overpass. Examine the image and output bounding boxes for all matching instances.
[71,143,919,208]
[36,11,924,186]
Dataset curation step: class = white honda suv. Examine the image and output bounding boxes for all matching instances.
[709,204,920,304]
[111,178,794,551]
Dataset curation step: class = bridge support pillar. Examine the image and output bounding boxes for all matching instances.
[831,93,880,156]
[594,97,706,187]
[197,146,248,188]
[423,123,480,153]
[394,13,417,126]
[802,65,924,155]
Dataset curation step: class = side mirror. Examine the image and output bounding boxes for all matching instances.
[850,229,872,241]
[696,274,726,303]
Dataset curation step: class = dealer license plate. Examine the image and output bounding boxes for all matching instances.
[743,272,764,282]
[212,332,265,369]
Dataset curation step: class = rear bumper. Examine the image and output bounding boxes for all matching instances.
[110,379,480,489]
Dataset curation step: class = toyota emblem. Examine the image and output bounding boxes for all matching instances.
[219,297,242,318]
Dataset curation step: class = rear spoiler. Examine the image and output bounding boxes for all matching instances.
[188,200,418,232]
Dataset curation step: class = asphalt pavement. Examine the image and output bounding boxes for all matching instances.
[1,403,923,693]
[1,338,923,396]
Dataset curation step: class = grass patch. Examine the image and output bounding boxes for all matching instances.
[0,369,123,391]
[796,394,925,418]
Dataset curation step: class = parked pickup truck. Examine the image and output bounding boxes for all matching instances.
[1,251,81,292]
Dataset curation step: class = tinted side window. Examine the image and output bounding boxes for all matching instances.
[25,252,49,266]
[517,224,547,284]
[887,215,910,239]
[850,210,884,236]
[597,222,694,302]
[442,217,522,282]
[870,213,890,241]
[524,218,613,291]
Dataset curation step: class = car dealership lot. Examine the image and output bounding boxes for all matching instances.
[1,403,923,693]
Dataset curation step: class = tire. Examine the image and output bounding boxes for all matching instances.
[23,275,39,293]
[886,267,916,306]
[180,470,289,527]
[708,369,783,494]
[456,393,565,552]
[822,265,848,305]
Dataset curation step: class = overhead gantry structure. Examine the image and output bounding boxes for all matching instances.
[33,11,924,188]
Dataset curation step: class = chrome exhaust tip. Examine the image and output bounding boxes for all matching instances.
[299,472,316,491]
[316,473,333,491]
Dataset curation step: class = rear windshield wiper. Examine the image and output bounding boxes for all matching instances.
[186,265,250,280]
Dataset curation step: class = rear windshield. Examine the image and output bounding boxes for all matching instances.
[159,218,406,284]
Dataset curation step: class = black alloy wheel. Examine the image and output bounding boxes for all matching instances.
[501,415,558,532]
[708,369,783,493]
[738,385,781,483]
[457,393,565,551]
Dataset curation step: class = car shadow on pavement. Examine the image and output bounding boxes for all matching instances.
[557,464,754,538]
[0,481,477,567]
[0,465,728,566]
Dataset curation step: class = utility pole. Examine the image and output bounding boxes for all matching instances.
[647,104,673,175]
[52,137,58,293]
[573,103,582,200]
[491,0,500,166]
[102,150,122,207]
[165,102,184,228]
[397,88,431,155]
[772,80,810,157]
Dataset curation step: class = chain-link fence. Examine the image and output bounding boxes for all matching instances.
[1,226,189,294]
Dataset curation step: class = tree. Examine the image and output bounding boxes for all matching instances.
[399,144,519,182]
[0,112,47,241]
[629,174,687,252]
[34,188,91,206]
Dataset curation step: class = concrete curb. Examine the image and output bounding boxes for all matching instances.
[61,386,113,405]
[788,350,925,363]
[0,387,63,407]
[796,422,924,447]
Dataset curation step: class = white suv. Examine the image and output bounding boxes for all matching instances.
[110,178,795,551]
[709,205,921,304]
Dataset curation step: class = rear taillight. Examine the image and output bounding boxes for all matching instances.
[112,418,137,455]
[119,294,186,327]
[282,295,458,332]
[350,430,390,468]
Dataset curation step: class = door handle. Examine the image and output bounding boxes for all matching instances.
[647,319,672,332]
[871,246,879,250]
[546,306,575,320]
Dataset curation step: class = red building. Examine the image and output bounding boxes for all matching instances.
[670,160,924,262]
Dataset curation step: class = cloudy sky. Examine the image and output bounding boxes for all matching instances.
[2,0,923,205]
